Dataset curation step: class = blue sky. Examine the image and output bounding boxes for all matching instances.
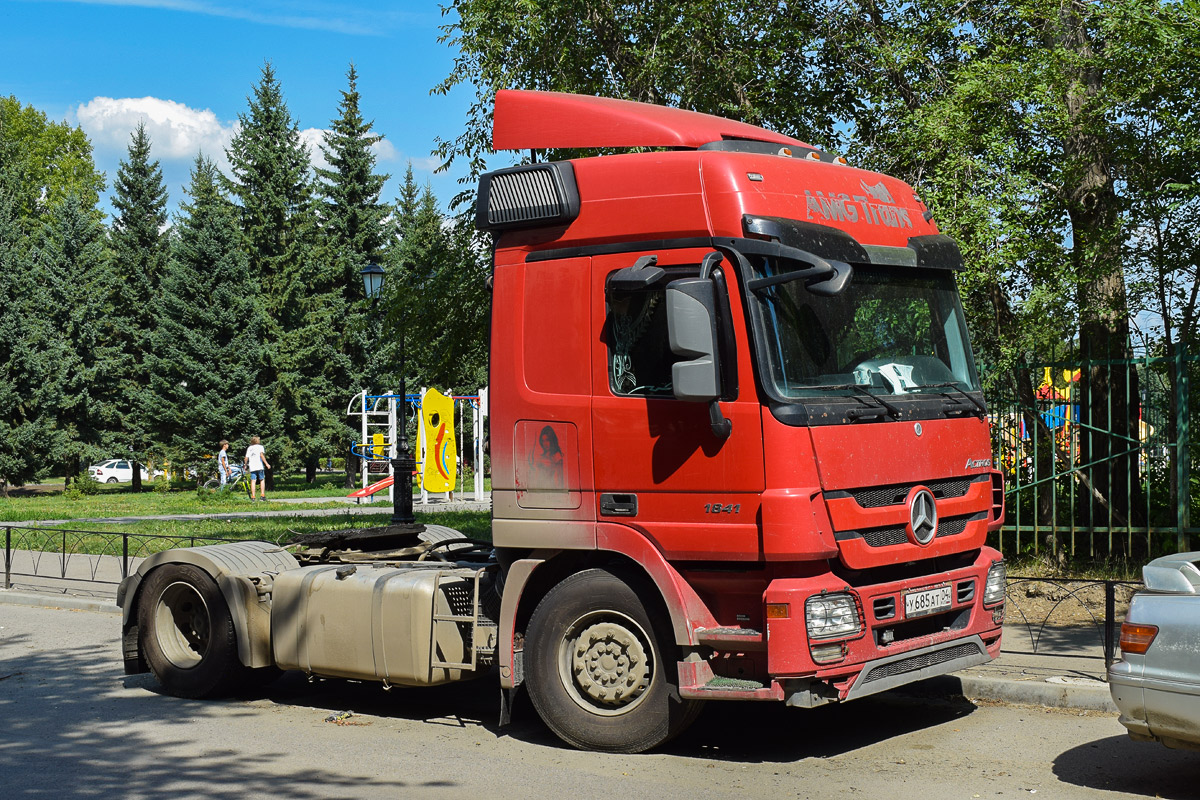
[2,0,488,217]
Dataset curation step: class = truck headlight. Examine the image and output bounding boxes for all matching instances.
[806,593,861,640]
[983,560,1006,606]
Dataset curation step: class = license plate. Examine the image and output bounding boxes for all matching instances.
[904,585,952,618]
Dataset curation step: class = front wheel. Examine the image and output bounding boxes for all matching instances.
[524,568,702,753]
[137,563,246,698]
[201,478,220,492]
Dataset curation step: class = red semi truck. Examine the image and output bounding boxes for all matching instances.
[117,91,1006,754]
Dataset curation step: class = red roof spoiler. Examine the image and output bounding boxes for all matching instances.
[492,90,810,151]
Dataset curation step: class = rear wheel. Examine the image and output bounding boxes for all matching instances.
[524,568,702,753]
[201,478,220,492]
[138,563,246,698]
[106,477,118,484]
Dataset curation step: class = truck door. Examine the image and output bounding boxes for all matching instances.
[590,248,765,561]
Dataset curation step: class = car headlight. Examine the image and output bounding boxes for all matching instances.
[983,560,1006,606]
[806,592,861,640]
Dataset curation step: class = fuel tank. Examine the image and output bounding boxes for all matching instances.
[271,562,496,687]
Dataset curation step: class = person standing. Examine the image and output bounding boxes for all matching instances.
[217,440,232,486]
[244,435,271,501]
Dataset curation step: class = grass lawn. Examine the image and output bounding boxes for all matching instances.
[6,509,494,557]
[0,488,350,522]
[0,470,489,523]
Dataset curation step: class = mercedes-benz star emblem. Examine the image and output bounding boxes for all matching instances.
[909,489,938,545]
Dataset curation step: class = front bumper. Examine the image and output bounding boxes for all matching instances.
[764,547,1004,698]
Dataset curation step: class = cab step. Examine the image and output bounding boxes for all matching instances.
[695,626,766,651]
[677,659,784,701]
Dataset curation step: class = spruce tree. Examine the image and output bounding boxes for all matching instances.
[37,193,114,480]
[225,62,313,302]
[0,185,66,494]
[146,156,273,473]
[108,122,169,489]
[225,63,321,485]
[316,63,390,273]
[314,64,392,484]
[387,184,488,391]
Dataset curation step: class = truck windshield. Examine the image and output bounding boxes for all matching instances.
[743,259,981,401]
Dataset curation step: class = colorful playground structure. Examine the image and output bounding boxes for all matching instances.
[346,387,488,503]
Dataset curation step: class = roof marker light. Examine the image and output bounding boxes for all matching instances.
[807,151,821,161]
[834,156,849,165]
[779,147,793,157]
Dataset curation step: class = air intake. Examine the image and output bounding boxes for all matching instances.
[476,161,580,232]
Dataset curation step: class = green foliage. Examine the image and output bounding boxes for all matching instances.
[108,124,170,485]
[35,192,115,476]
[72,472,101,496]
[0,96,106,232]
[224,63,327,475]
[313,63,393,479]
[0,186,65,492]
[146,156,274,468]
[385,175,489,392]
[434,0,838,208]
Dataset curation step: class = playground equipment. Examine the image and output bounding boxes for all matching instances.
[347,387,488,503]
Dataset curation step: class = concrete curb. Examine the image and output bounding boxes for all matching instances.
[911,673,1117,713]
[0,589,120,615]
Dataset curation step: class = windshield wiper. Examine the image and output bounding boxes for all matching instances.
[805,383,902,419]
[913,382,987,416]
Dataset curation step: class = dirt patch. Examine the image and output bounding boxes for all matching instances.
[3,484,63,497]
[1004,578,1138,627]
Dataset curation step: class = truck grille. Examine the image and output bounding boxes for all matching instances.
[847,475,986,509]
[853,513,981,547]
[860,641,982,684]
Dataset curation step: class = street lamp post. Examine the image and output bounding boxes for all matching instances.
[360,263,422,533]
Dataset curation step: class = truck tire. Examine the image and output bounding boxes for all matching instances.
[137,563,245,698]
[524,568,702,753]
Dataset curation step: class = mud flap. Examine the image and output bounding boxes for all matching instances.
[499,686,520,727]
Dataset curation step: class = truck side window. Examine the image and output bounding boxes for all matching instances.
[606,282,675,397]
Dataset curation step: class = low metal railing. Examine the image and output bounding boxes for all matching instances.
[3,525,232,596]
[1005,575,1143,667]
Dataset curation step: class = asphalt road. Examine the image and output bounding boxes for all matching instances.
[1,602,1195,800]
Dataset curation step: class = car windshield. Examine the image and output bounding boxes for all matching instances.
[743,261,981,400]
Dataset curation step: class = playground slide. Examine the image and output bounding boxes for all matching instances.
[347,474,394,498]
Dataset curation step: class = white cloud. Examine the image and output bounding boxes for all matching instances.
[299,127,330,172]
[372,139,399,163]
[74,96,235,164]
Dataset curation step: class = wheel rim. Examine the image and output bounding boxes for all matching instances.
[153,581,212,669]
[556,610,654,716]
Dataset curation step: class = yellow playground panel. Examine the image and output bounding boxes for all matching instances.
[418,387,457,493]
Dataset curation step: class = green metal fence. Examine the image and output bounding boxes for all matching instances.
[984,345,1197,558]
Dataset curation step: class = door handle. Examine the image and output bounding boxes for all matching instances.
[600,493,638,517]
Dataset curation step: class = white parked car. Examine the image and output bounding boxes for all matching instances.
[88,460,152,484]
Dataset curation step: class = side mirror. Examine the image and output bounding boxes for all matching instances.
[667,273,732,439]
[667,277,721,401]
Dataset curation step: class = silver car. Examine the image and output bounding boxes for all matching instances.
[1109,552,1200,751]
